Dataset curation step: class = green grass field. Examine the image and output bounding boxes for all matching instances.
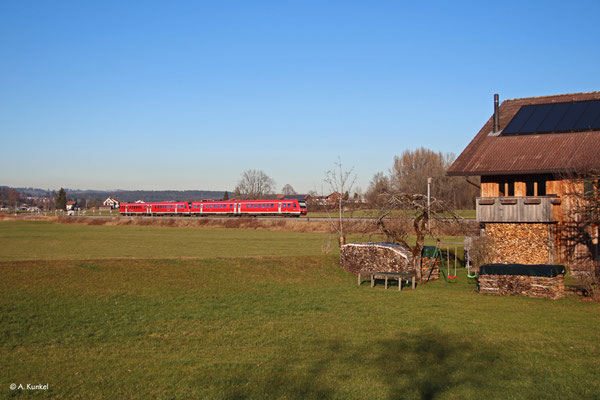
[303,209,477,219]
[1,221,599,399]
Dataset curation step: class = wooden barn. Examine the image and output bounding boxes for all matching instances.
[448,92,600,277]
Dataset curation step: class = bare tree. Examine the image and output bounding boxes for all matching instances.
[323,158,357,246]
[281,184,296,196]
[465,236,496,272]
[234,170,275,199]
[560,170,600,293]
[375,191,462,281]
[390,148,478,209]
[365,172,390,207]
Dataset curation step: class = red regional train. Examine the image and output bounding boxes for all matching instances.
[119,199,307,217]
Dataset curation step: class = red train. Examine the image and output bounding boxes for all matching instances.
[119,199,307,217]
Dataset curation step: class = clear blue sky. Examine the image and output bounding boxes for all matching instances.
[1,1,599,194]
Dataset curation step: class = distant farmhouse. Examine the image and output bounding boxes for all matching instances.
[103,197,120,209]
[278,194,309,201]
[311,192,342,206]
[448,92,600,277]
[66,201,78,211]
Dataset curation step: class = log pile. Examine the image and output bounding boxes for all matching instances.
[421,258,440,281]
[485,223,550,264]
[340,243,412,275]
[478,274,564,300]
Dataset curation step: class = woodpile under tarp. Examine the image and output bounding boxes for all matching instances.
[478,264,566,300]
[340,243,412,275]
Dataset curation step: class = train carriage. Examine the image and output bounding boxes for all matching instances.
[120,202,189,216]
[119,203,151,216]
[151,202,190,216]
[120,199,307,217]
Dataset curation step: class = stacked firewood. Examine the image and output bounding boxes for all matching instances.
[340,243,412,275]
[485,223,550,264]
[421,257,440,281]
[478,274,564,300]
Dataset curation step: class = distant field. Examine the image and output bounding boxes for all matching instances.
[4,208,477,219]
[303,209,477,219]
[1,220,599,399]
[0,221,326,261]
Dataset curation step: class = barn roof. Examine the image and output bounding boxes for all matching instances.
[447,91,600,176]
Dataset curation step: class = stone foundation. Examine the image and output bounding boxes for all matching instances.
[478,274,564,300]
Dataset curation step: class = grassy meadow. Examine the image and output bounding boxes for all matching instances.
[1,220,599,399]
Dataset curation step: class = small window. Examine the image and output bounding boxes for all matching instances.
[526,180,535,197]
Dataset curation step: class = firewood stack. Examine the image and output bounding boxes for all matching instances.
[421,257,440,280]
[478,264,566,300]
[340,243,412,275]
[478,274,564,300]
[485,223,550,264]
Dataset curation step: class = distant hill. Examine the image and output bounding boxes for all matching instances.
[9,187,227,202]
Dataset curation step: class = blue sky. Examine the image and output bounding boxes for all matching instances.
[1,1,599,194]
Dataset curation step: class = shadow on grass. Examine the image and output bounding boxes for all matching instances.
[223,329,503,400]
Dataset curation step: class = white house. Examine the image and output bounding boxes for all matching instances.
[103,197,120,209]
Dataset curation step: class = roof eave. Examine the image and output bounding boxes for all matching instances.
[447,168,580,177]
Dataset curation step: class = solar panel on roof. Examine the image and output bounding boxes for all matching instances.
[519,103,553,133]
[502,99,600,135]
[554,101,589,132]
[594,112,600,130]
[535,102,571,132]
[502,106,536,134]
[573,100,600,130]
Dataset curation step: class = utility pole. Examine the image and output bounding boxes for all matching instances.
[427,177,432,233]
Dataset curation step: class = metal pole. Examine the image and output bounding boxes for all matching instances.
[427,177,432,233]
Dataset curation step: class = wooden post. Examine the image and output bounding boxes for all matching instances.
[357,272,361,286]
[371,274,374,288]
[385,276,388,289]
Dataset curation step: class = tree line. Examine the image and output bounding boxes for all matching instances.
[365,147,478,210]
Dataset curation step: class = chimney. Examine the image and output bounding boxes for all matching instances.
[493,93,499,133]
